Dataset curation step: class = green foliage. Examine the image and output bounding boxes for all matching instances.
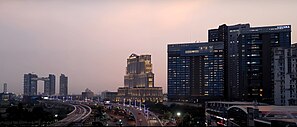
[5,103,54,123]
[146,102,206,127]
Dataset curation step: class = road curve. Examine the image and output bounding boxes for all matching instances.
[112,103,149,126]
[50,103,92,126]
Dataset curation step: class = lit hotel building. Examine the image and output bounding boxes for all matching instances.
[209,24,291,103]
[116,54,163,103]
[167,41,224,102]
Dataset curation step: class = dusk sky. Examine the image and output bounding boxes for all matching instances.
[0,0,297,95]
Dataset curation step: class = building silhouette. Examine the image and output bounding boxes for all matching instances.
[3,83,7,93]
[82,88,94,100]
[209,24,250,101]
[59,74,68,96]
[24,73,38,96]
[23,73,56,96]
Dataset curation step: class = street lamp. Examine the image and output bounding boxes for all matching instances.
[177,112,181,117]
[176,112,183,126]
[54,114,58,122]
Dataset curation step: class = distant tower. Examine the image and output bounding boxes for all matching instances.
[59,74,68,96]
[3,83,7,93]
[44,74,56,95]
[24,73,38,96]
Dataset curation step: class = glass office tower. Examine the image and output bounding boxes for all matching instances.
[209,24,291,103]
[167,42,224,102]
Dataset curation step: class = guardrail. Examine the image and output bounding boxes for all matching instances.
[148,111,163,126]
[67,104,77,116]
[80,104,92,122]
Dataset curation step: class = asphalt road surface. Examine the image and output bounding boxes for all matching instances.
[113,103,149,126]
[50,103,92,126]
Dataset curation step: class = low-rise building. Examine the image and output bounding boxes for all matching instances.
[82,88,94,100]
[101,91,117,102]
[116,87,163,103]
[205,101,297,127]
[205,101,268,126]
[228,105,297,127]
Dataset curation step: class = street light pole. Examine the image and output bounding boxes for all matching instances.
[146,108,150,119]
[123,98,126,106]
[144,105,146,112]
[129,99,131,107]
[140,101,142,110]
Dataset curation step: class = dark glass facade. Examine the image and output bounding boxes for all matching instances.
[209,24,291,102]
[209,24,250,100]
[238,26,291,102]
[167,42,224,102]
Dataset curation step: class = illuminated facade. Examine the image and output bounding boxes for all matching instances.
[116,87,163,102]
[167,42,224,102]
[209,24,250,101]
[117,53,163,103]
[124,54,154,88]
[209,24,291,103]
[238,25,291,103]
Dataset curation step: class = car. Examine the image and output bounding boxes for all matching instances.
[116,119,123,126]
[113,118,118,122]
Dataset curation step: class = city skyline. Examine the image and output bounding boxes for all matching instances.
[1,0,297,94]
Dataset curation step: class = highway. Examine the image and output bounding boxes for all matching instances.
[113,103,148,126]
[50,103,92,127]
[147,111,163,126]
[112,103,163,126]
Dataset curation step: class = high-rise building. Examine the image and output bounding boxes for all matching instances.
[24,73,38,96]
[3,83,7,93]
[238,25,291,103]
[44,74,55,95]
[209,24,250,100]
[167,42,224,102]
[209,24,291,103]
[116,53,163,103]
[23,73,56,96]
[273,43,297,105]
[124,54,154,88]
[59,74,68,96]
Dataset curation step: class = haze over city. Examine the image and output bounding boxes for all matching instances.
[1,0,297,94]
